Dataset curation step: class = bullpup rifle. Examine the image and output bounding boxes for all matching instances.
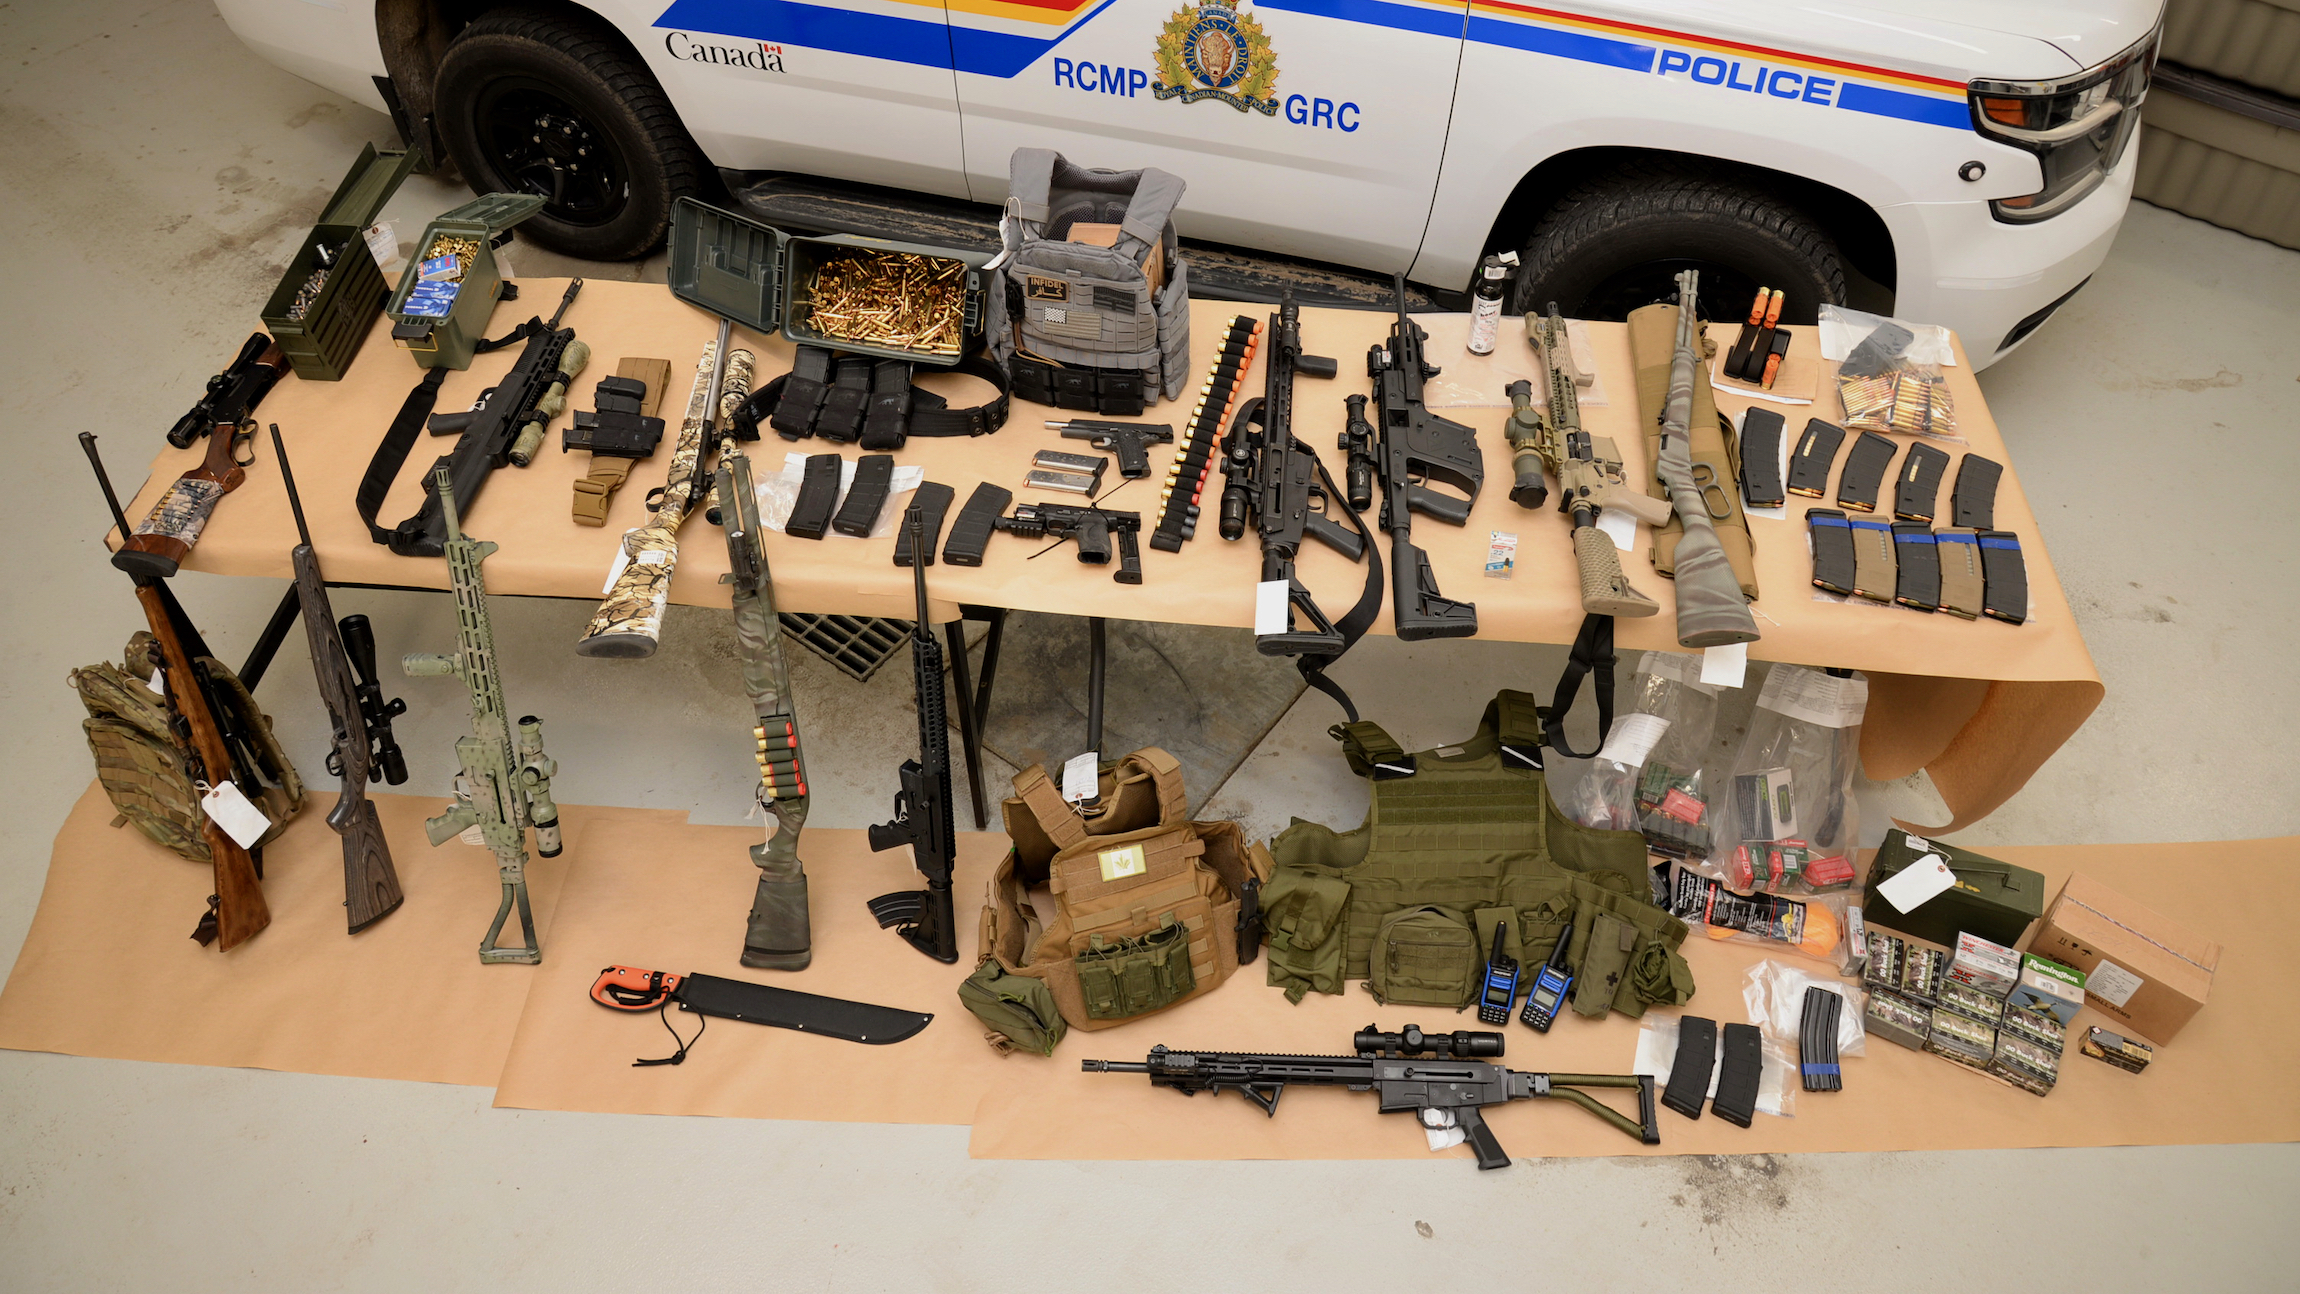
[1083,1024,1660,1170]
[362,280,587,558]
[115,333,287,579]
[82,433,271,950]
[866,507,960,964]
[1655,271,1760,648]
[1368,275,1484,640]
[402,468,562,964]
[1216,291,1380,718]
[271,425,407,933]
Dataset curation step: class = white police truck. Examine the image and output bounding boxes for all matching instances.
[222,0,2163,365]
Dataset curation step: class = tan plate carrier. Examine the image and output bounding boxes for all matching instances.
[978,748,1268,1040]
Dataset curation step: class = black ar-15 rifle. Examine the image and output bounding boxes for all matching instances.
[359,279,588,557]
[271,425,407,933]
[1368,275,1485,640]
[1216,291,1381,718]
[866,507,959,964]
[1084,1024,1659,1170]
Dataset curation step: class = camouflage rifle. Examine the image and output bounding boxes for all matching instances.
[271,425,406,933]
[114,333,287,580]
[402,468,562,964]
[1655,271,1760,648]
[1501,305,1667,619]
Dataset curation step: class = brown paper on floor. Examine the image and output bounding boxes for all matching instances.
[970,837,2300,1163]
[490,818,1013,1123]
[114,284,2094,834]
[0,784,645,1086]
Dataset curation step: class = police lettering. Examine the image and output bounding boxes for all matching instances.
[665,31,786,73]
[1656,48,1833,106]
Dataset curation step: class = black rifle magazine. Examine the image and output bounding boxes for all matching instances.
[894,481,956,567]
[1662,1015,1718,1119]
[1979,530,2028,625]
[1892,524,1940,612]
[785,453,844,541]
[1785,418,1845,498]
[1739,407,1787,510]
[1952,453,2004,529]
[1835,431,1897,513]
[1894,441,1951,524]
[831,453,897,538]
[1807,509,1856,596]
[1711,1023,1764,1128]
[942,482,1012,567]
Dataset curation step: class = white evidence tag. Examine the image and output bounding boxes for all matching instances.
[145,669,167,696]
[1062,751,1099,804]
[1596,508,1638,553]
[1253,580,1289,636]
[1876,853,1957,914]
[1700,643,1748,688]
[199,781,272,849]
[1595,712,1670,767]
[600,530,643,593]
[363,220,400,273]
[2086,958,2144,1008]
[459,825,486,847]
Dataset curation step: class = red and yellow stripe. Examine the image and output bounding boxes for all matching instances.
[1465,1,1967,97]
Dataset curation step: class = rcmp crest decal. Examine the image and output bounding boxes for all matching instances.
[1154,0,1278,115]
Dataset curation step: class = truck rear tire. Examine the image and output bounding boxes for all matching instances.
[1510,164,1846,326]
[433,8,705,261]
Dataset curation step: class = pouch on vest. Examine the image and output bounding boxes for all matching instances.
[1572,909,1641,1018]
[1077,915,1197,1020]
[957,959,1066,1056]
[1367,905,1480,1008]
[1262,868,1352,1003]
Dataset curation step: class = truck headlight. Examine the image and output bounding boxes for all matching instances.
[1970,29,2159,223]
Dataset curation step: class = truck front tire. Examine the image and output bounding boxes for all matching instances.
[433,8,705,261]
[1511,164,1847,325]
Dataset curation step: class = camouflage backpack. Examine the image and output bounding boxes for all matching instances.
[69,632,303,861]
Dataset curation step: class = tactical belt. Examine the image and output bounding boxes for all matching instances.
[567,359,671,527]
[786,453,843,541]
[739,345,1009,448]
[831,453,897,538]
[357,319,544,551]
[1009,353,1149,416]
[1542,613,1615,760]
[894,480,955,567]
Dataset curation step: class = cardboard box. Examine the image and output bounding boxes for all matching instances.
[2031,874,2219,1044]
[2006,953,2086,1026]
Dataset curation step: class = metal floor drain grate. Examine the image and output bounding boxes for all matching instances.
[779,613,911,682]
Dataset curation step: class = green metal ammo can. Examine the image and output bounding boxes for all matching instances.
[387,193,546,371]
[259,144,421,381]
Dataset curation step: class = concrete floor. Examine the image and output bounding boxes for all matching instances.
[4,2,2298,1288]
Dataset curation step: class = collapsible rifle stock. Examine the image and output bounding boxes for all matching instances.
[867,508,960,964]
[1367,275,1484,641]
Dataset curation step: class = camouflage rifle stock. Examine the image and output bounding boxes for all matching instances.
[271,425,405,933]
[715,399,814,972]
[574,320,743,658]
[403,469,562,964]
[115,335,286,580]
[1654,272,1760,648]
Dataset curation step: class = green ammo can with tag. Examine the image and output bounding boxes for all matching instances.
[1863,829,2045,949]
[259,144,422,381]
[388,192,546,370]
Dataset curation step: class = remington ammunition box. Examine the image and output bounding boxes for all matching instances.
[261,144,420,381]
[1990,1032,2060,1094]
[386,192,545,370]
[2080,1027,2154,1074]
[1999,1002,2066,1053]
[1947,931,2021,997]
[1937,977,2007,1027]
[2006,953,2087,1026]
[1864,989,1931,1051]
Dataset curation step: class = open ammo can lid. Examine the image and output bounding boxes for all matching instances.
[316,143,423,229]
[431,191,548,235]
[668,197,786,333]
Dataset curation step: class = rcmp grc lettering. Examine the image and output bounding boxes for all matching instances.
[665,31,787,73]
[1655,49,1836,106]
[1051,59,1360,130]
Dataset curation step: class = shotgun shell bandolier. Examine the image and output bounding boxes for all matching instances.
[70,632,304,861]
[989,149,1192,416]
[1260,691,1694,1016]
[959,748,1270,1055]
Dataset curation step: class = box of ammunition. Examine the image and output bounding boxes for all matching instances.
[666,198,990,368]
[1901,945,1947,1003]
[2006,953,2087,1026]
[1925,1007,1996,1070]
[2034,874,2220,1043]
[1990,1032,2060,1094]
[1947,932,2021,997]
[261,143,421,381]
[2080,1027,2154,1074]
[1938,977,2007,1026]
[1864,989,1930,1051]
[386,191,546,370]
[1863,930,1905,992]
[1998,1003,2066,1052]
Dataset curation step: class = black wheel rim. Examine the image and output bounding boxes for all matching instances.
[1556,258,1769,326]
[470,76,628,228]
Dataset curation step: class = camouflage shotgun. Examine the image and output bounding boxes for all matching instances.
[270,424,406,934]
[1654,271,1760,648]
[403,468,562,964]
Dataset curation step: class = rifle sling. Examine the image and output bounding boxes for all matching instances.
[356,320,546,547]
[1293,448,1384,724]
[1542,613,1616,759]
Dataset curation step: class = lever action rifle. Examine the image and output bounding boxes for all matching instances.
[82,433,271,950]
[713,376,814,972]
[115,333,288,579]
[1216,291,1381,719]
[1084,1024,1660,1171]
[361,280,588,558]
[270,425,406,933]
[866,507,959,964]
[402,468,563,963]
[1655,271,1760,648]
[1367,274,1485,641]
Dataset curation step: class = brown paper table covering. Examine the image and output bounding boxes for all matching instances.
[6,784,2292,1163]
[110,280,2097,831]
